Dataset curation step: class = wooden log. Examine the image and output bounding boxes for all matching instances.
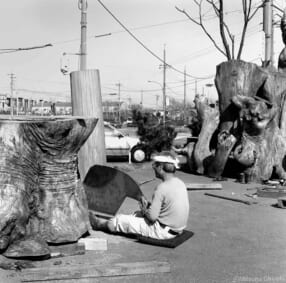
[186,141,196,172]
[186,183,222,190]
[206,132,237,178]
[205,192,258,205]
[215,60,268,133]
[231,94,286,181]
[192,95,219,174]
[70,70,106,179]
[19,261,171,282]
[214,61,286,182]
[0,117,97,257]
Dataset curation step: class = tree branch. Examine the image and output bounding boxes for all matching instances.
[237,0,264,59]
[218,0,232,60]
[272,4,284,13]
[249,1,265,21]
[176,0,263,61]
[207,0,234,52]
[175,4,227,58]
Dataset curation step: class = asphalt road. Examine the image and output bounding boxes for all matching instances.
[103,162,286,283]
[3,161,286,283]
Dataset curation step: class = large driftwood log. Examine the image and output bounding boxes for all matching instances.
[192,95,219,174]
[187,60,286,182]
[231,94,286,181]
[206,131,237,178]
[70,70,106,179]
[206,61,268,179]
[0,117,97,257]
[215,60,268,133]
[214,61,286,182]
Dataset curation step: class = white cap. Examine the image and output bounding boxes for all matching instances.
[152,152,180,169]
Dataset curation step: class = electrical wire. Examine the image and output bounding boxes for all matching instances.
[0,44,52,54]
[96,0,212,80]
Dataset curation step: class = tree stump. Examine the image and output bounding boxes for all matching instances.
[213,60,286,182]
[192,95,219,175]
[0,116,97,257]
[187,60,286,182]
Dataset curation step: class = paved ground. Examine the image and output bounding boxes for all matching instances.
[2,161,286,283]
[102,161,286,283]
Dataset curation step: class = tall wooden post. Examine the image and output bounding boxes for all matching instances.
[183,66,186,124]
[162,47,166,126]
[79,0,87,70]
[263,0,273,65]
[70,69,106,179]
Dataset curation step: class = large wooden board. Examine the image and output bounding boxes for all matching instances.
[19,261,170,282]
[83,165,144,215]
[205,191,258,205]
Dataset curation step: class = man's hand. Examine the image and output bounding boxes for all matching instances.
[138,195,150,215]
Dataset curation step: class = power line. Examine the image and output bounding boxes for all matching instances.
[51,8,227,46]
[169,23,262,65]
[96,0,212,80]
[101,73,213,96]
[0,44,52,54]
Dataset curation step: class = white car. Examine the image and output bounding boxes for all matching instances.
[104,122,146,162]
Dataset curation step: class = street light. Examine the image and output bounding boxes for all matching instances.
[148,80,166,125]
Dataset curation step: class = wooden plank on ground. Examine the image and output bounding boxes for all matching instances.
[256,187,286,199]
[78,237,107,251]
[20,261,170,282]
[186,183,222,190]
[49,243,85,258]
[205,191,258,205]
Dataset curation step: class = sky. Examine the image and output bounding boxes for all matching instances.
[0,0,285,108]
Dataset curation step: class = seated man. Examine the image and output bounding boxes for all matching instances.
[90,152,190,240]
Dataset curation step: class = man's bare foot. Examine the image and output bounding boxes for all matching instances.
[89,211,106,230]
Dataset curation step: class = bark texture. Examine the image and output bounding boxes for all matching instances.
[187,60,286,182]
[215,61,286,181]
[0,117,97,256]
[192,95,219,175]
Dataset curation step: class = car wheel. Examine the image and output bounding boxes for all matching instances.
[131,145,146,163]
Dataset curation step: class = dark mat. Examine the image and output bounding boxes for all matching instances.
[137,230,194,248]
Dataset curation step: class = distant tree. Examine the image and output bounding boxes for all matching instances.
[176,0,265,60]
[187,109,202,137]
[132,109,177,157]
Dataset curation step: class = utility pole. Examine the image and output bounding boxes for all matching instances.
[162,46,167,126]
[195,80,198,95]
[183,66,187,125]
[116,82,121,124]
[155,95,159,112]
[263,0,273,66]
[140,90,143,109]
[8,73,16,116]
[79,0,87,70]
[71,0,106,178]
